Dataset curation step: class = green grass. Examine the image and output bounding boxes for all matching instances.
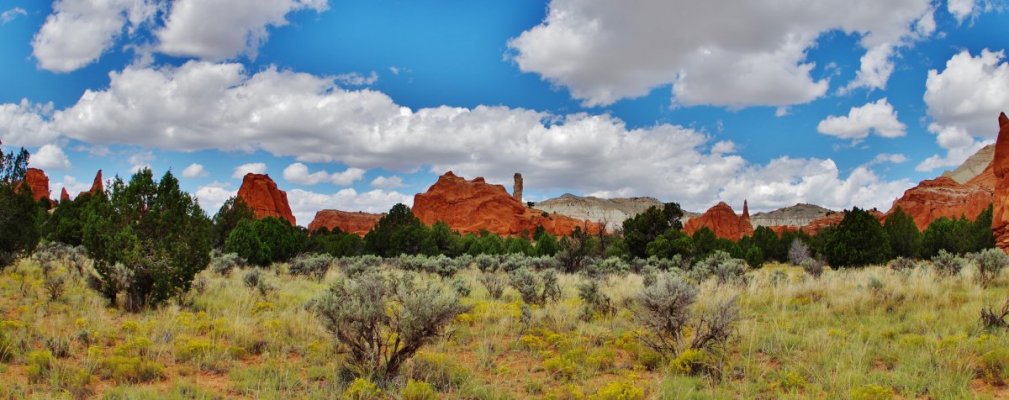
[1,256,1009,398]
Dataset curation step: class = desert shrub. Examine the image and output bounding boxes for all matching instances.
[577,279,614,320]
[850,384,894,400]
[499,253,529,272]
[395,254,460,277]
[402,379,438,400]
[45,336,70,358]
[932,250,966,276]
[591,379,645,400]
[975,248,1009,287]
[343,255,383,276]
[474,254,498,272]
[788,238,811,265]
[587,257,630,277]
[243,269,273,296]
[801,258,825,279]
[405,352,471,391]
[450,278,471,297]
[209,252,245,276]
[635,274,739,369]
[313,271,469,381]
[43,274,66,301]
[529,256,561,271]
[289,253,334,280]
[690,251,747,284]
[479,272,507,300]
[26,350,54,383]
[508,267,561,305]
[888,257,915,272]
[343,377,384,399]
[980,299,1009,330]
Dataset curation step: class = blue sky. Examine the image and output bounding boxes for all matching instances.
[1,0,1008,226]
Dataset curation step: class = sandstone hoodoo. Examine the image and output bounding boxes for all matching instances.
[21,168,51,203]
[60,188,70,202]
[412,171,601,236]
[992,112,1009,252]
[513,173,523,204]
[308,210,384,237]
[79,170,103,198]
[683,201,753,241]
[237,173,296,226]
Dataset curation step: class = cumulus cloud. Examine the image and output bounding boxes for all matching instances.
[371,175,404,189]
[918,49,1009,171]
[508,0,934,107]
[817,98,906,140]
[948,0,976,23]
[182,163,207,178]
[1,60,916,212]
[869,153,909,165]
[1,7,27,24]
[334,71,379,86]
[30,144,72,170]
[32,0,157,72]
[282,162,365,185]
[233,162,267,178]
[128,151,153,173]
[287,188,412,226]
[194,181,236,214]
[0,100,59,146]
[157,0,328,60]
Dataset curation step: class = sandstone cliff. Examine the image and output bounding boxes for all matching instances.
[21,168,50,203]
[413,172,601,237]
[308,210,383,237]
[683,202,753,241]
[992,113,1009,252]
[237,173,296,226]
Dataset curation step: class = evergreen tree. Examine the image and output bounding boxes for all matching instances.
[970,204,995,252]
[225,219,272,266]
[253,217,302,262]
[883,207,920,258]
[83,169,212,311]
[364,203,431,256]
[212,196,254,248]
[823,207,890,268]
[751,226,780,263]
[0,141,40,268]
[691,227,718,259]
[622,203,685,259]
[645,229,693,259]
[534,232,559,256]
[921,216,972,257]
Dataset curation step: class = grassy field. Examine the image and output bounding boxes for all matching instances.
[2,254,1009,399]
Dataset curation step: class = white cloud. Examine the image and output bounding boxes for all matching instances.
[817,98,906,140]
[287,188,412,226]
[918,49,1009,171]
[0,60,916,212]
[32,0,157,72]
[182,163,207,178]
[508,0,934,107]
[51,175,94,200]
[156,0,328,60]
[869,153,909,165]
[334,71,378,86]
[233,162,267,178]
[282,162,365,185]
[1,7,27,24]
[128,151,153,173]
[0,100,59,146]
[370,175,404,189]
[30,144,71,170]
[194,181,236,214]
[948,0,976,23]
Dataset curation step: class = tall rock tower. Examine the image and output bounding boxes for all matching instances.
[513,173,523,204]
[992,113,1009,252]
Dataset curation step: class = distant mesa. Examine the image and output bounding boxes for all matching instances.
[887,175,992,230]
[535,194,671,232]
[750,203,833,229]
[683,201,753,241]
[992,112,1009,252]
[237,173,296,226]
[412,171,601,237]
[308,210,383,237]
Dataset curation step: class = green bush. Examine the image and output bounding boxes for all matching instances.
[289,253,334,280]
[975,248,1009,287]
[402,379,438,400]
[313,271,469,380]
[508,267,561,305]
[932,250,966,276]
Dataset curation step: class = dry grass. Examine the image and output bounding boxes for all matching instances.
[1,257,1009,399]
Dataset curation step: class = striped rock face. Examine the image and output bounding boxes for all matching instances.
[993,113,1009,252]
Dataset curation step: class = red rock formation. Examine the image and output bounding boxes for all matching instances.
[992,112,1009,252]
[887,176,993,230]
[237,173,296,226]
[801,209,886,235]
[21,168,50,203]
[513,173,523,204]
[60,188,70,202]
[683,202,754,241]
[412,171,601,237]
[79,170,103,198]
[308,210,383,237]
[768,225,799,235]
